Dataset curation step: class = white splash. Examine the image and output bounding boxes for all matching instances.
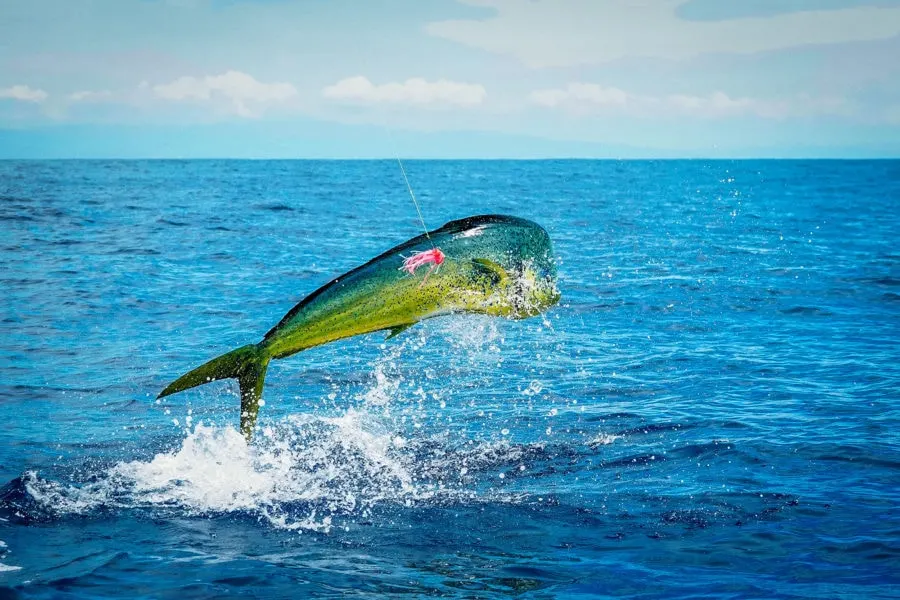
[359,353,404,407]
[0,539,20,573]
[19,404,540,532]
[114,411,419,529]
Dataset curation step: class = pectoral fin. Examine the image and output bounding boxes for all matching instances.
[386,323,414,340]
[471,258,509,286]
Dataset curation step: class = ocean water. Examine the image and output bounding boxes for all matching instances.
[1,159,898,598]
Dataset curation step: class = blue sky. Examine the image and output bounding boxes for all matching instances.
[1,0,899,158]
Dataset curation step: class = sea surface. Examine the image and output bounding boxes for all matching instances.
[0,159,898,599]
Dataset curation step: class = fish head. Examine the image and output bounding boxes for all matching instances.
[437,215,561,319]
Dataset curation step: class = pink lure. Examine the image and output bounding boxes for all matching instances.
[401,248,445,285]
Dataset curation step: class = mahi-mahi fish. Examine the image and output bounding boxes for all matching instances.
[158,214,560,439]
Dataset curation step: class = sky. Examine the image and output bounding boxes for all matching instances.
[1,0,900,158]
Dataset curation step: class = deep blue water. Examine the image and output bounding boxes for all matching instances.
[1,159,898,598]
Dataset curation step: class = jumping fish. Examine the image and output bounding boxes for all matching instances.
[158,214,560,438]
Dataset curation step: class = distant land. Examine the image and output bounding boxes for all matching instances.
[2,121,899,160]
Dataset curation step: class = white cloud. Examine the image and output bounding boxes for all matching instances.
[323,76,486,108]
[0,84,48,103]
[68,90,113,102]
[531,84,629,109]
[152,70,297,117]
[529,83,848,119]
[428,0,900,67]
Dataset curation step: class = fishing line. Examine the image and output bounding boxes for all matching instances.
[383,124,436,249]
[396,156,436,249]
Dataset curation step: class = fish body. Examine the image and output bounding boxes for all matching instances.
[158,214,559,438]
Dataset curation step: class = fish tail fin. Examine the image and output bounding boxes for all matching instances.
[236,351,270,439]
[157,343,271,440]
